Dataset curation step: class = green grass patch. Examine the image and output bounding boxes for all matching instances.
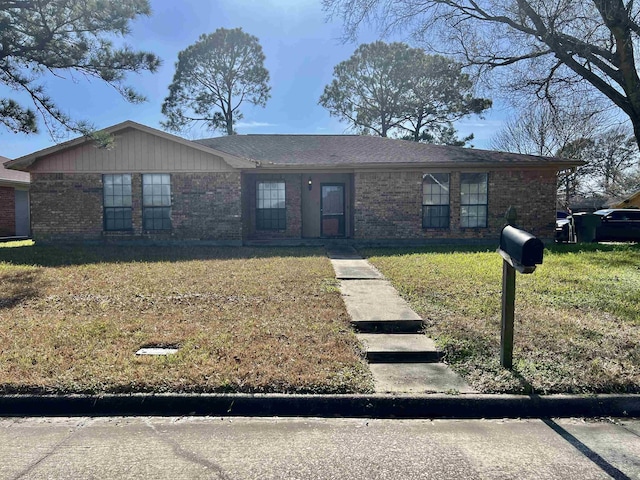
[363,243,640,394]
[0,242,373,395]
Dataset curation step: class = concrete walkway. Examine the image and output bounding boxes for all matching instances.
[327,246,474,394]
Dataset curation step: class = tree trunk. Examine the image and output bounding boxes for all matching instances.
[226,111,234,135]
[633,119,640,153]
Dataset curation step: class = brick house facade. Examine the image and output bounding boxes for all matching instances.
[354,169,557,240]
[6,121,578,245]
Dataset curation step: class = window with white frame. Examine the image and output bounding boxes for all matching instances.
[460,173,488,228]
[256,181,286,230]
[103,174,132,231]
[142,174,172,230]
[422,173,450,228]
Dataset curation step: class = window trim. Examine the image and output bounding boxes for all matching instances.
[256,180,286,231]
[142,173,172,231]
[460,172,489,229]
[103,174,133,232]
[422,173,451,229]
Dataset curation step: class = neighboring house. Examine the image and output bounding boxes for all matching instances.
[5,121,580,245]
[0,156,30,238]
[611,190,640,209]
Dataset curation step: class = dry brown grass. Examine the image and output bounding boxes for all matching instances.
[0,243,373,394]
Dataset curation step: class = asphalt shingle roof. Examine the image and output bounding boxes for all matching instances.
[194,134,575,167]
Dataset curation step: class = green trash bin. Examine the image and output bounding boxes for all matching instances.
[572,213,602,243]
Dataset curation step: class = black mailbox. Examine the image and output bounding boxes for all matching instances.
[499,225,544,269]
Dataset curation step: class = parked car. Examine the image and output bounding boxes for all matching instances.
[593,209,640,242]
[555,211,573,242]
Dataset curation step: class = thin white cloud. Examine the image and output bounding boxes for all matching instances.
[236,121,278,129]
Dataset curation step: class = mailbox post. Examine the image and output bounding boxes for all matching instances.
[498,225,544,369]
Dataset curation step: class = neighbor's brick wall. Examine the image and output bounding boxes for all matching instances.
[0,187,16,236]
[242,173,302,240]
[354,168,557,241]
[30,172,242,243]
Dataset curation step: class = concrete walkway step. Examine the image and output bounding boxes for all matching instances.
[328,250,474,394]
[326,246,361,260]
[331,259,384,279]
[340,280,422,321]
[351,319,424,334]
[369,363,476,394]
[358,333,443,363]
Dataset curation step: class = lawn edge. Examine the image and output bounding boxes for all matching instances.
[1,393,638,419]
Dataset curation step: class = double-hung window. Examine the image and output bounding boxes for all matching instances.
[422,173,450,228]
[256,181,286,230]
[103,174,132,231]
[143,174,172,230]
[460,173,488,228]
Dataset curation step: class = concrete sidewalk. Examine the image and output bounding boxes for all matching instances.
[328,246,473,394]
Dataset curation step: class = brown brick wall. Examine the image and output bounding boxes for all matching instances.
[30,172,242,242]
[242,173,302,240]
[0,187,16,236]
[171,172,242,240]
[31,173,103,242]
[354,168,557,241]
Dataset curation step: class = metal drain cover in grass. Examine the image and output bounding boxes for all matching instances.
[136,346,179,356]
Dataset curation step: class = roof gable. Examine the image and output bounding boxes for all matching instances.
[6,121,256,172]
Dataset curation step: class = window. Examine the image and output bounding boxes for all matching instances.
[422,173,450,228]
[460,173,488,228]
[103,174,132,231]
[256,181,285,230]
[143,174,171,230]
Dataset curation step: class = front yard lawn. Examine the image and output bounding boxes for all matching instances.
[363,243,640,394]
[0,242,373,395]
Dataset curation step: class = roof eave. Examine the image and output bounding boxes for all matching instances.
[246,160,584,170]
[0,179,29,188]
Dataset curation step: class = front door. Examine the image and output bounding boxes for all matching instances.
[321,184,345,238]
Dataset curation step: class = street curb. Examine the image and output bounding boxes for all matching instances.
[1,393,638,418]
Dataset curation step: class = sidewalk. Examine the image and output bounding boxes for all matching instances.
[327,245,474,394]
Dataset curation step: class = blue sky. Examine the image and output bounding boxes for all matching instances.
[2,0,508,160]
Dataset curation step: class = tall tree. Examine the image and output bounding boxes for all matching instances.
[402,54,491,142]
[319,41,490,140]
[324,0,640,151]
[162,27,271,136]
[0,0,160,138]
[319,41,417,137]
[587,126,639,198]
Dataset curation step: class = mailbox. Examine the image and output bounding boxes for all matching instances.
[497,224,544,369]
[499,225,544,272]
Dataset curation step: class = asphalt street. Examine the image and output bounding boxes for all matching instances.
[1,416,639,479]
